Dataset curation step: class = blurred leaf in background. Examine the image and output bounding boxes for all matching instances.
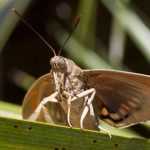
[0,0,32,50]
[0,0,32,104]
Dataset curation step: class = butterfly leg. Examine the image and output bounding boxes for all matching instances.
[71,88,96,128]
[28,92,59,121]
[80,89,96,128]
[67,96,73,127]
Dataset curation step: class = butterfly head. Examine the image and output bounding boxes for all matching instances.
[50,56,67,73]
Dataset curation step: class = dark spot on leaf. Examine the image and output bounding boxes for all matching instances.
[62,148,66,150]
[93,139,97,143]
[14,125,18,128]
[54,148,59,150]
[28,126,32,130]
[114,143,118,147]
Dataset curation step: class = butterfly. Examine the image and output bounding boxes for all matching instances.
[12,8,150,131]
[22,55,150,130]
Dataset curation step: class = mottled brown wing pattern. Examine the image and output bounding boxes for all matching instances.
[84,70,150,127]
[22,73,66,124]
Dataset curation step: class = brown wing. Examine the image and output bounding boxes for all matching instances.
[84,69,150,128]
[22,73,66,124]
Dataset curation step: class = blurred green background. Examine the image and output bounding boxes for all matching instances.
[0,0,150,105]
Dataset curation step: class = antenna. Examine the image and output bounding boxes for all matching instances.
[12,8,56,56]
[58,16,80,55]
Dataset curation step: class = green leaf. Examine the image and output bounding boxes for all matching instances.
[0,116,149,150]
[0,101,149,149]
